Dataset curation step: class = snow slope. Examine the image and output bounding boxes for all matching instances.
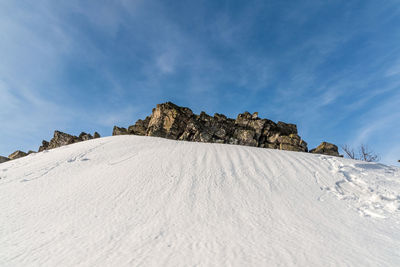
[1,136,399,266]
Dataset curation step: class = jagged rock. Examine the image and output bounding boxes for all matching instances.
[79,132,93,141]
[310,142,339,157]
[0,156,10,163]
[128,116,150,136]
[8,150,28,160]
[38,130,101,152]
[112,126,128,136]
[47,131,79,149]
[147,102,194,139]
[278,134,308,152]
[39,131,82,152]
[27,150,36,155]
[38,140,50,152]
[123,102,309,152]
[277,121,297,135]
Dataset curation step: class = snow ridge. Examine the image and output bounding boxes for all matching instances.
[0,136,399,266]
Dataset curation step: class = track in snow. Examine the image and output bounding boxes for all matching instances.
[1,136,399,266]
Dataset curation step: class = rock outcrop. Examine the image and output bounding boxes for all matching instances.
[39,130,101,152]
[1,102,342,162]
[8,150,28,160]
[0,156,10,163]
[310,142,340,157]
[112,126,128,136]
[113,102,308,152]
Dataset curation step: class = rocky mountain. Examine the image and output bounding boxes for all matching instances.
[113,102,337,155]
[113,102,309,151]
[0,102,340,163]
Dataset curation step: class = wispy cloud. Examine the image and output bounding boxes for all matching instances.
[0,0,399,165]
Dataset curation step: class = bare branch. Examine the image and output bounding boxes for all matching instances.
[341,144,379,162]
[359,144,379,162]
[341,145,355,159]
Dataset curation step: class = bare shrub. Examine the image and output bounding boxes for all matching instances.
[341,144,379,162]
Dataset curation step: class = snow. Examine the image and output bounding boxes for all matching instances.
[1,135,399,266]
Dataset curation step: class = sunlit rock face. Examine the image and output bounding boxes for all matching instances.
[39,131,100,152]
[114,102,309,152]
[310,142,340,157]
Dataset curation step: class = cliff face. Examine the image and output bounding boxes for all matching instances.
[113,102,308,152]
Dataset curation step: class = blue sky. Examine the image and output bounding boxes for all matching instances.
[0,0,399,165]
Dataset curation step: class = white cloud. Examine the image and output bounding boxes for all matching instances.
[156,51,176,74]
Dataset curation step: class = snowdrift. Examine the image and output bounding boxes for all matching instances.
[1,136,399,266]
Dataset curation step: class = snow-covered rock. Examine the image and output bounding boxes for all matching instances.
[0,135,399,266]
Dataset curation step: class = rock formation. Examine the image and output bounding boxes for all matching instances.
[8,150,28,160]
[112,126,128,136]
[310,142,340,157]
[0,156,10,163]
[113,102,308,152]
[39,130,101,152]
[0,102,342,164]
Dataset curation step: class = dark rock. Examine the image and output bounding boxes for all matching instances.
[124,102,309,152]
[0,156,10,163]
[38,140,49,152]
[112,126,128,136]
[39,131,82,152]
[38,130,102,152]
[277,121,297,135]
[48,131,79,149]
[146,102,194,139]
[310,142,339,157]
[27,150,36,155]
[8,150,28,160]
[128,116,150,136]
[278,134,308,152]
[78,132,93,141]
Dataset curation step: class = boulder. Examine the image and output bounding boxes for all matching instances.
[0,156,10,163]
[310,142,339,157]
[93,132,101,138]
[8,150,28,160]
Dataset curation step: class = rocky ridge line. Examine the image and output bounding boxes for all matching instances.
[0,131,100,163]
[113,102,339,156]
[0,102,340,163]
